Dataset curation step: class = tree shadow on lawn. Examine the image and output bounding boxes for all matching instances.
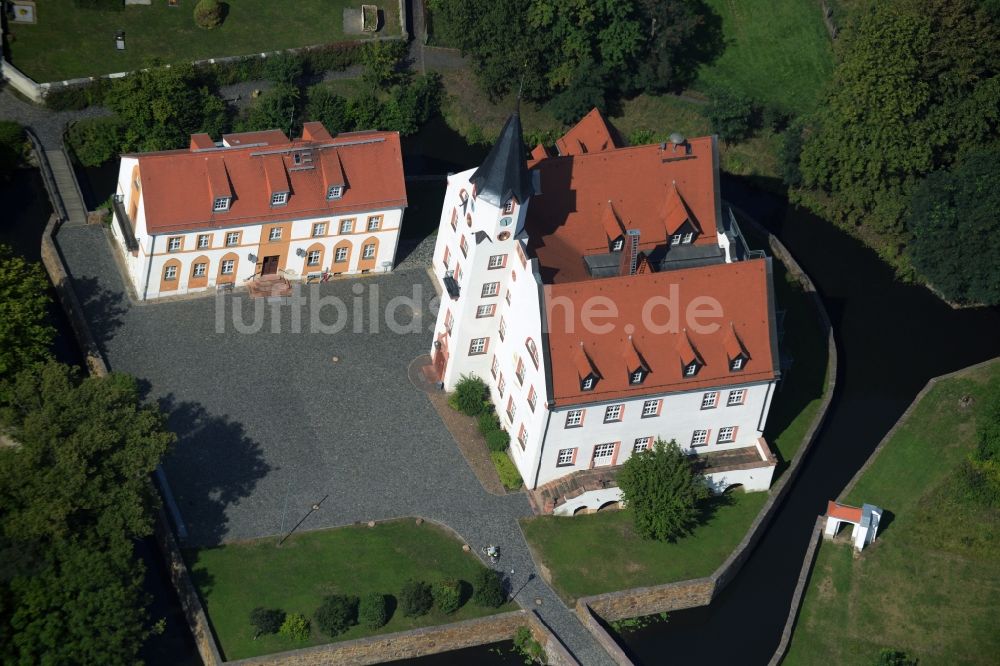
[156,393,272,548]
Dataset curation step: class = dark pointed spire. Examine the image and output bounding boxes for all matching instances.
[469,112,533,207]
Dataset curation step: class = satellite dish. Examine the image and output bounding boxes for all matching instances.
[669,132,686,145]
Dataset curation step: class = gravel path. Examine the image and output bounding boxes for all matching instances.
[0,88,111,149]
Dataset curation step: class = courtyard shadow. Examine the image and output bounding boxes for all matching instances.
[157,394,271,547]
[70,274,128,353]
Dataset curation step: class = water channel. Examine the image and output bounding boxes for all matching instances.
[10,119,999,663]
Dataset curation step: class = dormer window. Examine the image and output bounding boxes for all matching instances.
[671,233,682,246]
[683,232,694,244]
[630,370,645,385]
[685,362,700,377]
[213,197,230,212]
[731,356,745,371]
[271,192,288,206]
[582,376,595,391]
[293,153,302,165]
[612,238,624,252]
[327,185,343,200]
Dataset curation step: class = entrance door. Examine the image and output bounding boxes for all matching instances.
[433,334,449,382]
[592,443,616,467]
[261,255,279,275]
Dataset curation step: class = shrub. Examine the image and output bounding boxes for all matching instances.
[265,53,304,85]
[314,594,359,637]
[433,579,462,614]
[874,648,917,666]
[399,579,433,617]
[472,568,505,608]
[449,375,488,416]
[477,411,500,436]
[513,626,547,664]
[491,451,523,490]
[45,80,110,111]
[779,121,805,188]
[249,607,285,637]
[705,89,758,144]
[357,593,390,630]
[304,43,366,74]
[485,429,510,453]
[279,612,310,641]
[65,117,124,168]
[194,0,226,29]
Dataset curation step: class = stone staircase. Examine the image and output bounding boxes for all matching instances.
[528,467,621,515]
[44,149,88,227]
[247,274,292,298]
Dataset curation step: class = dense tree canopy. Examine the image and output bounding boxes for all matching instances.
[0,246,54,378]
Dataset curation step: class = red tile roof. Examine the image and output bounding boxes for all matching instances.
[527,135,720,283]
[133,125,406,235]
[827,501,863,523]
[555,108,617,156]
[544,258,776,406]
[222,130,289,147]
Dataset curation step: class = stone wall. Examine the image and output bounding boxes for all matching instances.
[574,604,634,666]
[768,516,824,665]
[579,577,714,623]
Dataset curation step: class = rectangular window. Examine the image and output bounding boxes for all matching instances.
[633,436,652,453]
[612,238,624,251]
[213,197,230,212]
[718,426,736,444]
[641,399,660,417]
[163,265,177,280]
[312,222,326,237]
[488,254,506,269]
[497,373,505,396]
[515,358,525,385]
[197,234,211,249]
[335,247,348,262]
[582,377,594,391]
[727,389,746,406]
[671,233,682,246]
[683,232,694,244]
[557,448,575,467]
[367,216,381,231]
[443,246,450,268]
[327,186,343,200]
[691,429,709,447]
[444,309,454,331]
[491,355,498,378]
[363,243,376,259]
[592,443,615,466]
[225,232,240,247]
[503,199,514,214]
[455,264,463,282]
[527,386,537,411]
[685,363,698,376]
[482,281,500,297]
[469,337,488,355]
[220,259,235,275]
[168,236,182,251]
[701,392,718,409]
[505,290,511,305]
[630,370,644,384]
[192,262,207,277]
[517,424,527,449]
[340,219,354,234]
[506,397,516,422]
[732,357,744,371]
[498,316,506,341]
[476,304,496,318]
[565,409,583,428]
[450,208,458,231]
[307,250,321,266]
[268,227,282,241]
[459,235,469,257]
[271,192,288,206]
[604,404,623,423]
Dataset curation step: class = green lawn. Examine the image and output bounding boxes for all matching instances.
[6,0,400,82]
[695,0,834,114]
[521,492,768,603]
[785,361,1000,665]
[185,519,513,660]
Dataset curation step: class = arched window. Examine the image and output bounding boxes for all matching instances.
[525,338,539,368]
[160,258,182,292]
[189,254,210,289]
[218,252,239,284]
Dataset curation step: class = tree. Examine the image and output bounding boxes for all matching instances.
[357,593,390,629]
[399,579,433,617]
[361,41,406,90]
[264,53,304,85]
[617,438,710,541]
[194,0,226,29]
[907,150,1000,306]
[314,594,358,636]
[432,579,462,614]
[65,117,125,167]
[305,87,350,134]
[628,0,723,94]
[238,83,301,135]
[472,568,505,608]
[0,246,54,378]
[105,63,229,152]
[249,607,285,637]
[704,89,758,144]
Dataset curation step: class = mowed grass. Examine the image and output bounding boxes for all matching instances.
[521,493,767,603]
[784,361,1000,665]
[6,0,400,82]
[185,519,513,660]
[695,0,834,114]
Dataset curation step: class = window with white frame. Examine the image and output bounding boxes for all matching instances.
[476,304,496,318]
[671,233,682,246]
[717,426,736,443]
[685,362,699,376]
[731,357,744,371]
[482,281,500,297]
[506,397,516,422]
[527,386,537,411]
[225,232,240,246]
[565,409,583,428]
[727,389,746,406]
[220,259,235,275]
[192,262,207,277]
[268,227,282,241]
[168,237,182,251]
[271,192,288,206]
[515,358,525,384]
[633,436,652,453]
[460,235,468,256]
[604,404,623,423]
[213,197,230,212]
[526,338,539,367]
[469,337,488,355]
[488,254,506,269]
[682,232,694,244]
[691,429,708,446]
[517,424,527,449]
[497,373,506,396]
[701,392,718,409]
[612,238,624,251]
[307,250,321,266]
[491,355,498,378]
[312,222,326,237]
[630,370,644,384]
[197,234,211,249]
[444,310,454,331]
[163,265,177,281]
[340,219,353,234]
[335,247,348,262]
[582,377,595,391]
[499,317,506,340]
[557,448,575,467]
[592,443,615,466]
[327,185,343,200]
[455,264,463,282]
[367,216,380,231]
[450,209,458,231]
[363,243,376,259]
[503,199,514,214]
[641,399,660,417]
[443,246,450,268]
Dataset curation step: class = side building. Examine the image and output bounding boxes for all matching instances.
[429,109,781,515]
[110,122,407,300]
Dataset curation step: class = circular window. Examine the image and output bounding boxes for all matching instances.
[498,231,511,241]
[499,217,512,227]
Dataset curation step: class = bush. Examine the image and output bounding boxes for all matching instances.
[779,121,805,188]
[304,43,366,75]
[357,593,390,630]
[491,451,523,490]
[314,594,359,637]
[513,626,547,664]
[45,80,110,111]
[449,374,488,416]
[874,648,917,666]
[433,579,462,614]
[472,568,505,608]
[279,612,310,641]
[265,53,304,85]
[65,117,124,168]
[705,89,759,144]
[399,579,433,617]
[477,411,500,436]
[485,429,510,453]
[249,607,285,637]
[194,0,226,29]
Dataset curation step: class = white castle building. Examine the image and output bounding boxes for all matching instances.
[429,109,781,514]
[110,122,406,300]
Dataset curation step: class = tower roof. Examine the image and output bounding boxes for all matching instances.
[470,113,533,207]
